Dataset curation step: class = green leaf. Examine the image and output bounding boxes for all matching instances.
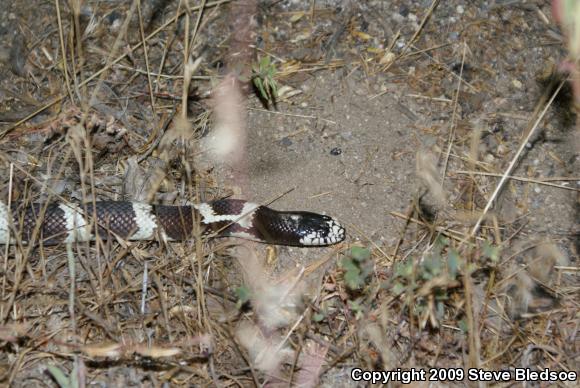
[447,249,460,279]
[252,55,279,105]
[269,79,278,98]
[313,312,325,322]
[260,55,270,68]
[413,303,425,314]
[458,318,469,333]
[391,282,405,296]
[350,246,371,262]
[253,77,266,99]
[347,299,364,316]
[46,365,71,388]
[235,286,251,309]
[341,257,356,271]
[433,235,449,255]
[343,259,363,290]
[436,300,445,319]
[423,256,441,278]
[395,261,413,278]
[70,361,79,388]
[482,241,500,262]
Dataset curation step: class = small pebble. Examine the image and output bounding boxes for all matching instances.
[512,79,523,89]
[340,131,353,140]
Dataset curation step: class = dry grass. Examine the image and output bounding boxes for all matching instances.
[0,1,578,387]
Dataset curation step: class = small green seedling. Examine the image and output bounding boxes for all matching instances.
[341,246,372,290]
[46,363,81,388]
[252,55,279,107]
[235,285,252,310]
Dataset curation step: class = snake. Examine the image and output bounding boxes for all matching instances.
[0,199,345,247]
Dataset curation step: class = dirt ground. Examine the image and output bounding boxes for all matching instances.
[0,0,578,387]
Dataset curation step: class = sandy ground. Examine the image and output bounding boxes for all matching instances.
[242,67,578,264]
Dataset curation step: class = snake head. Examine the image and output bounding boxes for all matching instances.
[257,210,345,247]
[294,213,346,246]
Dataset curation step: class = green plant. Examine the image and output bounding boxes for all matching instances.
[252,56,278,106]
[481,240,500,263]
[389,236,469,328]
[347,298,365,320]
[46,361,82,388]
[235,285,252,310]
[340,246,373,290]
[312,311,325,322]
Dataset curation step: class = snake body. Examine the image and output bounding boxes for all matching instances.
[0,199,345,247]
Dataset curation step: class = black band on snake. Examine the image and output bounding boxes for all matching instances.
[0,199,345,247]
